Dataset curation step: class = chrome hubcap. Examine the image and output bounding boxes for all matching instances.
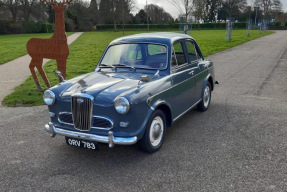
[203,86,210,108]
[149,116,164,147]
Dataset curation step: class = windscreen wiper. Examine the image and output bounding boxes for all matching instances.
[112,64,136,71]
[99,64,116,70]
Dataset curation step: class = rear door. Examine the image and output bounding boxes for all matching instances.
[184,39,208,100]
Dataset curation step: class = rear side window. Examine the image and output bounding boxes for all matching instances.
[186,41,199,62]
[172,42,187,67]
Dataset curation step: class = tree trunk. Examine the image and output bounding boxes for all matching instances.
[113,20,117,32]
[10,8,17,23]
[24,10,30,21]
[122,23,124,35]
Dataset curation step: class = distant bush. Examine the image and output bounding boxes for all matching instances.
[0,20,22,34]
[22,21,37,33]
[35,21,53,33]
[272,22,281,27]
[0,20,53,34]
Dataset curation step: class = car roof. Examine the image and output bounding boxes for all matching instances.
[110,32,194,46]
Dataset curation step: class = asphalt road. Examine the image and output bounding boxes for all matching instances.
[1,31,286,192]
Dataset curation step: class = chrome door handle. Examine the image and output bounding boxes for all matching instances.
[188,70,194,75]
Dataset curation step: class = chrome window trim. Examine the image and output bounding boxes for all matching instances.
[58,112,114,130]
[172,62,194,72]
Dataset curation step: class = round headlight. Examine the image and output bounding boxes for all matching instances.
[114,97,130,114]
[43,90,55,105]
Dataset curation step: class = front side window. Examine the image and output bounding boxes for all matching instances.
[100,43,168,70]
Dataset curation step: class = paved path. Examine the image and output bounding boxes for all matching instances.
[0,31,286,191]
[0,32,83,104]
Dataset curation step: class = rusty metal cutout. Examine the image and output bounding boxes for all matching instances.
[27,0,72,91]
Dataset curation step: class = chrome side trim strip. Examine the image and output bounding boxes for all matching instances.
[45,122,137,147]
[173,99,202,122]
[147,66,212,103]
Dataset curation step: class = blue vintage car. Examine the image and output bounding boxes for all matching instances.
[44,32,217,153]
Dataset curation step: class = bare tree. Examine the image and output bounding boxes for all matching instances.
[119,0,134,34]
[3,0,20,22]
[275,11,287,25]
[145,4,173,24]
[255,0,282,19]
[193,0,207,23]
[206,0,221,22]
[167,0,193,23]
[167,0,193,33]
[19,0,37,21]
[222,0,247,20]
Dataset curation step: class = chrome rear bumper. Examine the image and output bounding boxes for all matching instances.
[45,122,137,148]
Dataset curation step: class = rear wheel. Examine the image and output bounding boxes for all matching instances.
[197,82,211,112]
[139,110,166,153]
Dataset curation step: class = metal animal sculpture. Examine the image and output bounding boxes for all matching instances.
[27,0,72,91]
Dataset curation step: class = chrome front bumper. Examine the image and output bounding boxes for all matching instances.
[45,122,137,148]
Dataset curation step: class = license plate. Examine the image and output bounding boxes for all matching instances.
[65,137,98,150]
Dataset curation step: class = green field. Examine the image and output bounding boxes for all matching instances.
[0,32,73,64]
[2,30,273,107]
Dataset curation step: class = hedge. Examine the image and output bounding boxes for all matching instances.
[269,26,287,30]
[95,23,248,30]
[0,20,53,34]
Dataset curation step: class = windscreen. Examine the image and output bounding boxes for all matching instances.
[100,43,168,70]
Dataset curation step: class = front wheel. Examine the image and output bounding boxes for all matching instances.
[139,110,166,153]
[197,82,211,112]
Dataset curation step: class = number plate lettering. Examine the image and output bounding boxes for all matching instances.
[66,137,97,150]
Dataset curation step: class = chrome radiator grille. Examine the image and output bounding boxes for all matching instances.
[58,113,113,129]
[71,94,94,131]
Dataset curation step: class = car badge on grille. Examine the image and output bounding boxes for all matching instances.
[77,98,84,104]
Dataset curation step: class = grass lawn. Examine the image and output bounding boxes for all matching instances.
[0,32,74,64]
[2,30,273,107]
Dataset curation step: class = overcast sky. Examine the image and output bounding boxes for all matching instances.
[133,0,287,19]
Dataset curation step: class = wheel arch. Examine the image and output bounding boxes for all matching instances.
[150,101,172,128]
[208,75,214,91]
[201,74,214,96]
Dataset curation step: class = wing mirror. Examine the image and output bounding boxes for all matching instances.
[55,71,66,82]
